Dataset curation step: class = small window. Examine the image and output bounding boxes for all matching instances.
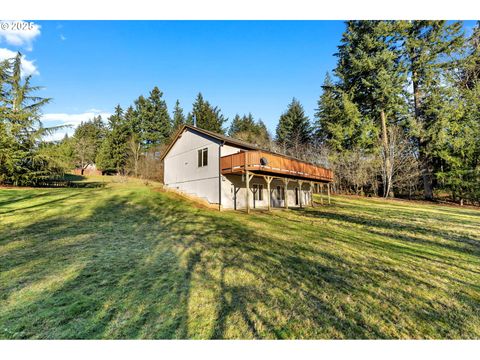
[253,184,264,201]
[197,148,208,167]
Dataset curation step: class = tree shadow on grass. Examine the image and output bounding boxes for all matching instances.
[0,191,84,215]
[296,207,480,257]
[0,190,52,207]
[0,190,479,339]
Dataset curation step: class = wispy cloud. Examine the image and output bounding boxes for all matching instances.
[60,34,67,41]
[0,48,38,76]
[0,20,41,51]
[42,111,112,141]
[42,111,112,127]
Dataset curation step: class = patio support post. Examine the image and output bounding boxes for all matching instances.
[265,176,273,211]
[320,183,324,205]
[298,180,303,208]
[310,181,314,206]
[246,171,251,214]
[283,178,290,209]
[327,183,331,205]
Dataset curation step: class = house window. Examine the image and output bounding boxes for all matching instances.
[197,148,208,167]
[253,184,264,201]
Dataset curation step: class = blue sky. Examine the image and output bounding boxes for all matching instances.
[0,20,477,139]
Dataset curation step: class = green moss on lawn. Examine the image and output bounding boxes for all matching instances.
[0,179,479,339]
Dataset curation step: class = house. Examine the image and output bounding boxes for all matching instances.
[161,125,334,212]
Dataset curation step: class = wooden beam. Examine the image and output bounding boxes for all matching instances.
[327,183,331,205]
[246,170,251,213]
[298,180,303,208]
[283,178,290,209]
[264,175,273,211]
[310,181,314,207]
[320,183,324,205]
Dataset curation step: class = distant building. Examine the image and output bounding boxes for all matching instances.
[161,125,333,212]
[72,164,102,176]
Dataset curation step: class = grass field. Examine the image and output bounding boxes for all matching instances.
[1,177,479,339]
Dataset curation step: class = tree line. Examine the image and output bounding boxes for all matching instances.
[55,90,273,181]
[315,21,480,205]
[1,21,479,205]
[278,21,480,205]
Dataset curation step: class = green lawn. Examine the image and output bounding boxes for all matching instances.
[1,177,479,339]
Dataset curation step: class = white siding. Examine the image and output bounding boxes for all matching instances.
[164,129,221,204]
[221,144,242,157]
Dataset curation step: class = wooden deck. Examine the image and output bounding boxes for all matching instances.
[220,150,333,182]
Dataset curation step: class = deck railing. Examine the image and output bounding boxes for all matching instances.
[220,150,333,182]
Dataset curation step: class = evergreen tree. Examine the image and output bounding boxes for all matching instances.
[0,53,59,185]
[399,20,465,199]
[436,22,480,204]
[108,105,124,129]
[333,21,408,196]
[190,93,227,134]
[228,113,256,136]
[140,86,172,147]
[255,120,271,147]
[172,99,186,131]
[460,21,480,90]
[228,113,271,146]
[96,105,131,174]
[314,72,342,147]
[73,116,106,174]
[276,98,312,150]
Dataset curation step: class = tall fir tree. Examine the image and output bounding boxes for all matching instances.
[399,20,465,199]
[436,21,480,203]
[172,99,186,131]
[228,113,256,136]
[315,73,366,152]
[276,98,312,150]
[314,72,342,147]
[96,105,131,174]
[0,53,56,185]
[140,86,172,147]
[190,93,227,134]
[228,113,271,146]
[333,21,408,196]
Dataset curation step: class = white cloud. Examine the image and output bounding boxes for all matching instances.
[0,48,38,76]
[42,112,112,127]
[60,34,66,41]
[41,111,112,142]
[0,20,41,51]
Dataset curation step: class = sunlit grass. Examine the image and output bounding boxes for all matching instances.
[0,178,479,339]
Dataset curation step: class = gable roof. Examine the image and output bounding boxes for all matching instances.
[160,124,259,160]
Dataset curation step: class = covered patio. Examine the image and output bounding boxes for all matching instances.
[220,150,334,213]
